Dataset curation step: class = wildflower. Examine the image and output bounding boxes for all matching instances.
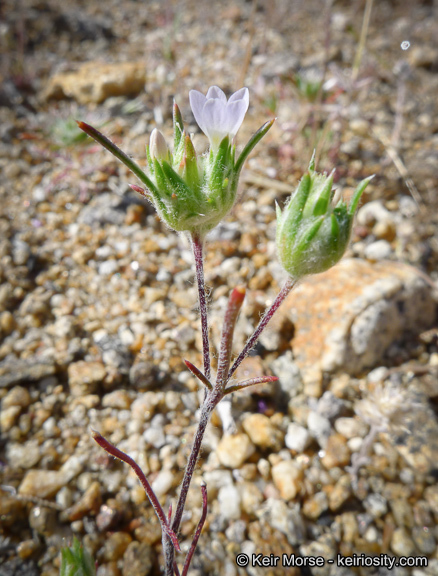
[276,154,373,279]
[189,86,249,152]
[78,88,273,239]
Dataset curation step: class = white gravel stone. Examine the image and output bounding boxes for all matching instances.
[285,422,311,452]
[307,411,332,448]
[334,417,368,439]
[218,485,241,520]
[364,240,392,261]
[151,469,174,497]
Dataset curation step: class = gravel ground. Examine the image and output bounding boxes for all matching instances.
[1,1,438,575]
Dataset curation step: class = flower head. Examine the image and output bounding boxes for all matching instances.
[77,88,273,239]
[276,155,373,280]
[189,86,249,151]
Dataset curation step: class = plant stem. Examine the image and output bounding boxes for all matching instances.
[181,483,208,576]
[91,430,180,551]
[172,395,217,534]
[191,233,211,381]
[166,391,221,575]
[215,286,246,389]
[228,277,295,380]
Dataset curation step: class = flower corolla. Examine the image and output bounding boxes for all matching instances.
[189,86,249,151]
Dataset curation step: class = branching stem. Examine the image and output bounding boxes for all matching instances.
[228,277,295,379]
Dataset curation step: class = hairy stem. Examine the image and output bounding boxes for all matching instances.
[91,430,180,551]
[191,233,211,381]
[228,277,295,380]
[216,286,246,389]
[181,483,208,576]
[166,391,221,573]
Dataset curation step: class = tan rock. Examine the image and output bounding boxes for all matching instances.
[102,390,132,409]
[2,386,31,409]
[0,405,21,432]
[329,474,352,511]
[271,460,303,500]
[19,469,69,499]
[321,433,351,469]
[65,481,102,521]
[239,482,264,515]
[302,492,328,519]
[281,258,436,386]
[68,360,106,396]
[216,433,255,468]
[45,61,146,104]
[242,413,283,451]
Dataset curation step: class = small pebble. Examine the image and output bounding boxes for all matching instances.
[271,461,303,500]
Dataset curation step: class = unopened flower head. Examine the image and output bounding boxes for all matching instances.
[189,86,249,152]
[276,154,373,279]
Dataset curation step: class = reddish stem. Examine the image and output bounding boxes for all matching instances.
[191,234,211,381]
[181,483,208,576]
[228,277,295,380]
[216,286,246,389]
[184,360,212,390]
[91,430,180,552]
[224,375,279,395]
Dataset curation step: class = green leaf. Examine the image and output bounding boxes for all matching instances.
[60,537,96,576]
[348,175,374,216]
[234,119,274,178]
[77,122,158,195]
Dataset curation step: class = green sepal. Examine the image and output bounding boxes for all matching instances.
[348,175,374,216]
[308,150,316,172]
[182,134,200,194]
[60,537,96,576]
[145,144,154,176]
[161,160,195,203]
[294,216,325,253]
[209,135,231,193]
[282,173,312,237]
[233,118,275,181]
[153,159,173,199]
[275,201,282,224]
[313,174,334,216]
[173,101,184,151]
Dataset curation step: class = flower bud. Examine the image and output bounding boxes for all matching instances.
[149,128,169,162]
[276,156,373,279]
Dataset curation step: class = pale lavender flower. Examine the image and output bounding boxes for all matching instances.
[189,86,249,151]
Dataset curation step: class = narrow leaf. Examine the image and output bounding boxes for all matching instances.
[234,119,275,178]
[77,121,158,194]
[225,375,279,395]
[348,174,374,216]
[184,360,212,390]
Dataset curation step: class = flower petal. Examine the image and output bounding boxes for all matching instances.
[228,87,249,105]
[206,86,227,102]
[201,98,228,146]
[224,99,250,139]
[189,90,208,134]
